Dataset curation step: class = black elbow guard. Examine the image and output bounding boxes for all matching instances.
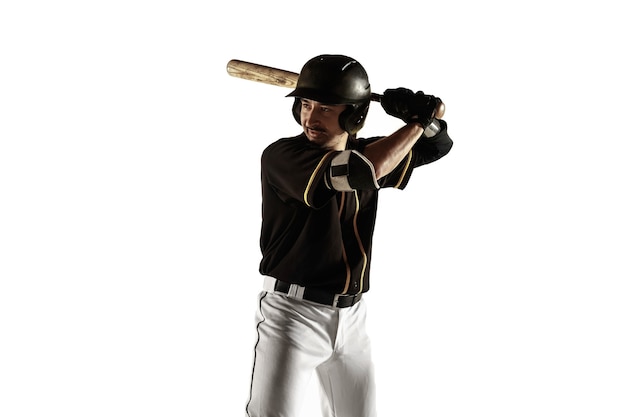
[327,150,380,191]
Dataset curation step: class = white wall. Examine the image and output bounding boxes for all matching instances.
[1,1,624,416]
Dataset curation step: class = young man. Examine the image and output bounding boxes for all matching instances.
[246,54,453,417]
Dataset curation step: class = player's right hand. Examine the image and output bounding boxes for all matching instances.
[381,88,441,128]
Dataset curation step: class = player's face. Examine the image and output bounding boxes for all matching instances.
[300,99,349,150]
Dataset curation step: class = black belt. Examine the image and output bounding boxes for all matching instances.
[273,279,362,308]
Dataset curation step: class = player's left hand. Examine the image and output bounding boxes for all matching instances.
[380,88,415,123]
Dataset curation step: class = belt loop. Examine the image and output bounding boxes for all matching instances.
[332,294,341,308]
[263,276,277,292]
[288,284,305,300]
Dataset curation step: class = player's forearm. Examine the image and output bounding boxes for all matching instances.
[363,123,424,179]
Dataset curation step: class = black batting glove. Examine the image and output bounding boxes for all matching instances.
[381,88,415,123]
[409,91,441,128]
[381,88,441,128]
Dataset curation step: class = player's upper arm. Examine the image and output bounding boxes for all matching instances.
[327,150,380,192]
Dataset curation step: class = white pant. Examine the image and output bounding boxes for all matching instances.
[246,291,377,417]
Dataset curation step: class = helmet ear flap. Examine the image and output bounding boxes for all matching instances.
[339,103,370,135]
[294,97,370,135]
[292,98,302,125]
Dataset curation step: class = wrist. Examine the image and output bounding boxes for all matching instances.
[403,121,425,136]
[406,117,428,130]
[406,118,440,137]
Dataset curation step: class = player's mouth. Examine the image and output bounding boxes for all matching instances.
[306,126,326,137]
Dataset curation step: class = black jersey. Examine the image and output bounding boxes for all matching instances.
[259,121,453,295]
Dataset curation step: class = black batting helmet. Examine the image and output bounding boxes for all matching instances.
[287,54,371,135]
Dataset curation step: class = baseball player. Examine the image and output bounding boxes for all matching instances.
[245,54,453,417]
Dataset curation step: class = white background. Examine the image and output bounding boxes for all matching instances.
[1,1,625,416]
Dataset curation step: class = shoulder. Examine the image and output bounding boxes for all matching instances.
[263,133,307,156]
[348,135,385,153]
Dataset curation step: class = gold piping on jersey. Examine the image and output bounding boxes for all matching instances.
[339,190,368,295]
[337,192,352,294]
[394,149,413,188]
[353,190,368,293]
[304,151,335,207]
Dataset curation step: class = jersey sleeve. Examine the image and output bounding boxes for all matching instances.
[410,119,453,169]
[261,135,337,209]
[359,119,454,190]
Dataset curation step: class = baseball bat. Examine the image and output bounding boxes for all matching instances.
[226,59,445,117]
